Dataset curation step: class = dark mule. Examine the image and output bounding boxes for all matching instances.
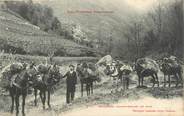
[135,58,159,88]
[160,60,183,87]
[9,65,31,116]
[32,64,61,109]
[86,63,100,96]
[76,63,100,97]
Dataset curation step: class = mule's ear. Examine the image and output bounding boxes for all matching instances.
[48,66,51,71]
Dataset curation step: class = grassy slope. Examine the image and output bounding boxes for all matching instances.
[0,9,92,56]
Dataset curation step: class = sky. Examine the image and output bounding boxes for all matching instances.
[124,0,157,11]
[0,0,162,13]
[31,0,159,12]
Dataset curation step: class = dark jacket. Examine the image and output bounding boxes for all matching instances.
[63,71,77,92]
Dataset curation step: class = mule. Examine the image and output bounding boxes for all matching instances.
[32,65,61,109]
[160,61,183,87]
[9,66,31,116]
[134,59,159,88]
[76,63,100,97]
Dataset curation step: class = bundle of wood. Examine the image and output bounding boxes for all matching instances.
[137,58,159,72]
[37,64,50,74]
[10,63,24,73]
[49,65,60,75]
[164,56,179,67]
[0,63,23,88]
[27,67,38,78]
[120,64,133,72]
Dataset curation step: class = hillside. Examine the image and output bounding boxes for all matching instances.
[37,0,176,58]
[39,0,138,57]
[0,9,95,56]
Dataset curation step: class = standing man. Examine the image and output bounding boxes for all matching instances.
[63,65,77,104]
[120,61,132,90]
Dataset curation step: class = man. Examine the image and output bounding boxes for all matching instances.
[120,61,132,90]
[63,65,77,104]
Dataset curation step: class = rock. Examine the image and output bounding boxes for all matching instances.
[96,55,113,66]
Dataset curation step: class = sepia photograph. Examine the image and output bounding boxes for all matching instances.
[0,0,183,116]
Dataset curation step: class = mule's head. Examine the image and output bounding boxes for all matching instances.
[133,63,142,74]
[24,64,43,86]
[157,58,175,73]
[15,64,35,87]
[104,64,116,76]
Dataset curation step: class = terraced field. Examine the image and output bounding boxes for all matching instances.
[0,9,94,56]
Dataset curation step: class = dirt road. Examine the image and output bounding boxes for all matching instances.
[2,94,182,116]
[0,68,183,116]
[0,83,183,116]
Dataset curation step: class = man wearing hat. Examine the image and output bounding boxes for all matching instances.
[63,64,77,104]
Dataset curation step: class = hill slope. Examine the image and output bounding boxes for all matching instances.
[40,0,174,58]
[0,9,94,56]
[39,0,139,57]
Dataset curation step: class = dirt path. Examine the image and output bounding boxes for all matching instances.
[0,71,183,116]
[2,94,182,116]
[1,84,183,116]
[0,83,111,116]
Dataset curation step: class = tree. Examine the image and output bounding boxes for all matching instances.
[3,0,62,35]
